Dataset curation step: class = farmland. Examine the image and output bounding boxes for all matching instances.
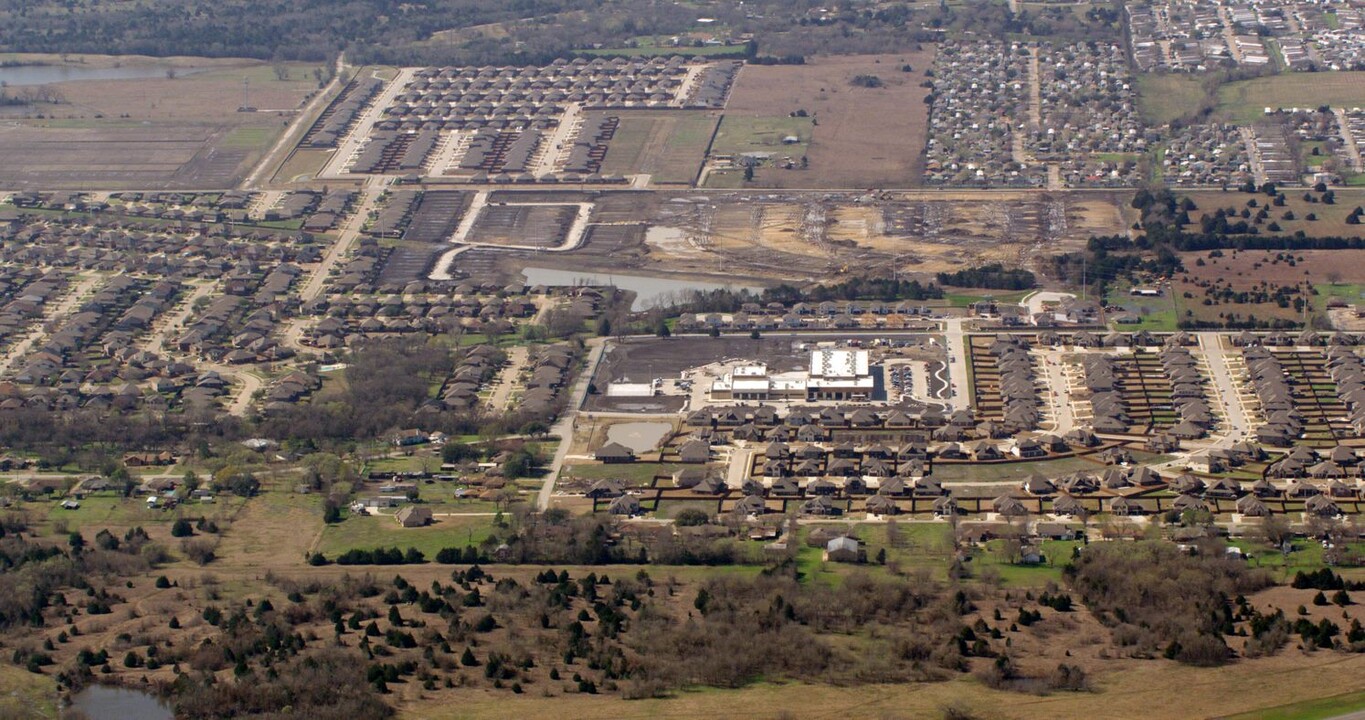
[0,56,329,189]
[719,52,934,188]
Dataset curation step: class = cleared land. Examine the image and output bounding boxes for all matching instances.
[720,51,935,188]
[0,57,327,189]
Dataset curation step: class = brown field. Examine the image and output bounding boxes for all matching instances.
[722,51,935,188]
[1176,249,1365,326]
[0,59,328,189]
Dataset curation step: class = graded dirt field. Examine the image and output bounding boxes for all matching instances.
[719,51,935,188]
[0,57,328,189]
[639,190,1127,282]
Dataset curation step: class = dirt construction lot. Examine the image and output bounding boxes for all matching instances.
[721,50,936,188]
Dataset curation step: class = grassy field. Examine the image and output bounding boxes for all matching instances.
[1225,690,1365,720]
[271,147,333,183]
[1136,74,1209,124]
[0,663,56,718]
[582,43,741,57]
[559,461,686,485]
[1183,189,1365,238]
[1106,283,1180,331]
[600,111,717,184]
[397,650,1365,720]
[709,115,813,159]
[1216,72,1365,124]
[315,511,497,558]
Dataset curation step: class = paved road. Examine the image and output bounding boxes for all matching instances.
[1198,332,1251,449]
[942,318,971,412]
[142,280,218,356]
[726,447,754,490]
[1334,107,1364,173]
[1037,350,1076,436]
[318,67,414,179]
[537,338,606,510]
[0,273,104,376]
[242,53,347,189]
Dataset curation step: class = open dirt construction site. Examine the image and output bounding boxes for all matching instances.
[436,188,1128,288]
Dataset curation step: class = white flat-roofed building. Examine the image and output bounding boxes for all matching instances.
[807,348,873,400]
[709,350,874,402]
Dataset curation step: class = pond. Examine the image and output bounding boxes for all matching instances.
[519,266,762,311]
[69,685,173,720]
[605,421,672,453]
[0,64,207,86]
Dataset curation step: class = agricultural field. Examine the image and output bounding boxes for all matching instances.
[0,55,329,189]
[719,52,934,188]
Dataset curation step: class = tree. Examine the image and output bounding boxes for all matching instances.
[170,519,194,538]
[743,165,754,183]
[654,319,671,338]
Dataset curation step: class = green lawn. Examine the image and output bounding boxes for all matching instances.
[709,115,813,159]
[220,126,275,150]
[0,664,55,718]
[1107,283,1180,332]
[1225,689,1365,720]
[561,461,686,486]
[945,290,1031,308]
[315,512,498,558]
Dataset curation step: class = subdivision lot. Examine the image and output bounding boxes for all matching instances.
[719,51,935,188]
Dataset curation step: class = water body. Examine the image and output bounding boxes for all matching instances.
[70,685,173,720]
[606,421,672,453]
[0,64,207,86]
[519,266,762,311]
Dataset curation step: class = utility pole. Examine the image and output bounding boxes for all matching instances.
[1081,254,1087,300]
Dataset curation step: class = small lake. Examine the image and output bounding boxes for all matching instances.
[606,421,672,453]
[0,64,208,86]
[70,685,173,720]
[519,266,762,311]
